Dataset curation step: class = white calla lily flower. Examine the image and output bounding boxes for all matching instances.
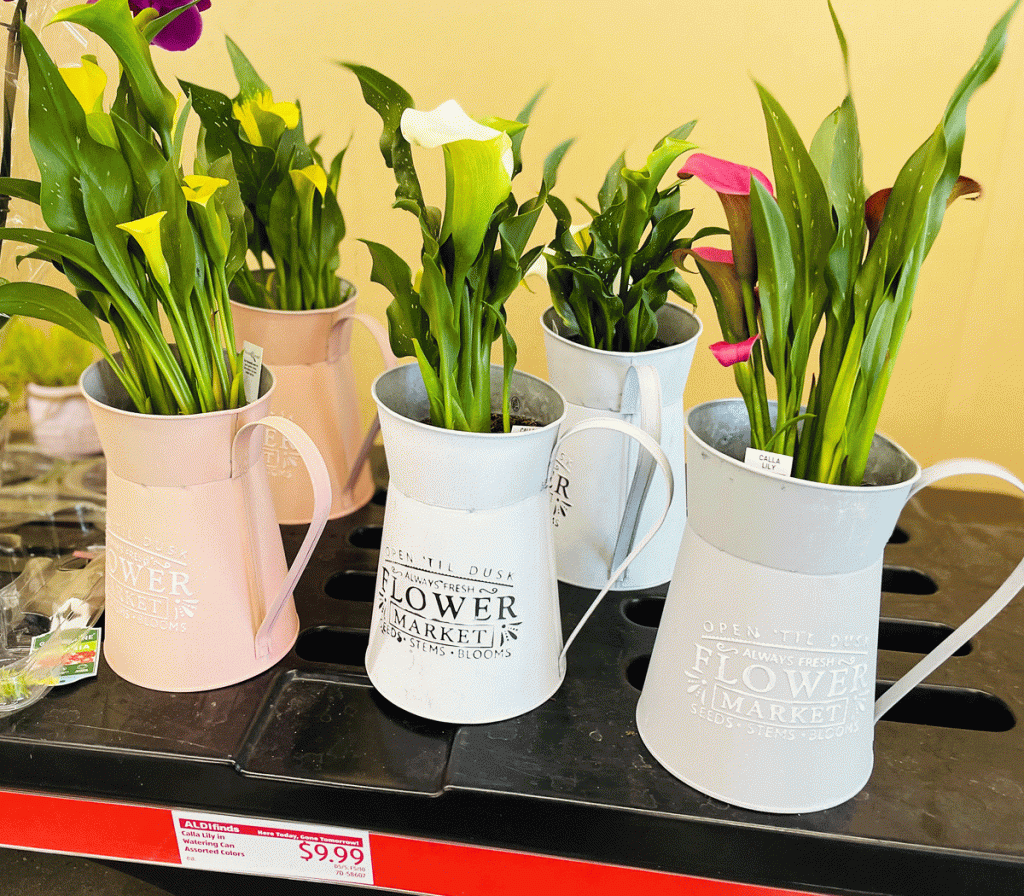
[401,100,513,178]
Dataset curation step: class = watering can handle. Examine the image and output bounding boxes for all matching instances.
[874,458,1024,721]
[330,311,399,495]
[609,365,662,577]
[556,418,674,662]
[233,416,332,660]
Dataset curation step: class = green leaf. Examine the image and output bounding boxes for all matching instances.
[637,127,698,205]
[361,239,430,360]
[112,69,146,136]
[328,143,347,196]
[546,194,573,232]
[54,0,177,144]
[225,36,270,100]
[0,226,128,302]
[566,271,602,346]
[922,0,1019,257]
[498,85,544,178]
[545,266,580,332]
[622,280,659,351]
[486,304,518,431]
[419,251,463,427]
[632,207,693,276]
[588,193,622,258]
[543,138,574,193]
[171,91,193,169]
[755,80,835,324]
[0,281,107,350]
[19,25,92,238]
[618,132,697,261]
[598,151,626,213]
[667,270,697,307]
[338,63,425,212]
[827,0,853,94]
[411,347,442,419]
[750,177,796,389]
[859,296,896,386]
[21,25,136,237]
[653,120,697,149]
[810,96,865,306]
[0,178,41,206]
[80,177,149,309]
[140,1,195,45]
[110,113,164,211]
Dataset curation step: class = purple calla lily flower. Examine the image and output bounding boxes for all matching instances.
[709,335,760,368]
[865,174,981,247]
[87,0,212,50]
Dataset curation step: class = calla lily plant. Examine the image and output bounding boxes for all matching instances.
[543,125,712,352]
[0,0,247,415]
[342,65,569,432]
[680,0,1019,485]
[183,40,350,311]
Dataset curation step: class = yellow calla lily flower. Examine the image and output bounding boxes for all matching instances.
[232,99,262,146]
[117,212,171,293]
[182,175,229,207]
[231,91,300,147]
[290,165,327,197]
[571,224,592,253]
[59,56,119,149]
[260,93,300,129]
[59,55,106,115]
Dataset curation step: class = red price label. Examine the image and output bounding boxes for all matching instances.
[173,810,373,884]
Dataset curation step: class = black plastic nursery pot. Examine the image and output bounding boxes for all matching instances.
[0,446,1021,895]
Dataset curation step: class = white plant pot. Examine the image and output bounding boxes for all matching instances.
[542,302,701,589]
[636,398,1024,813]
[26,382,102,458]
[367,364,674,724]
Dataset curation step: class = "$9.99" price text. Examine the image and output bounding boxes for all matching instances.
[298,841,365,864]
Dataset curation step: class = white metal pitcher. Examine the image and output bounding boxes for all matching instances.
[636,399,1024,813]
[368,364,673,724]
[542,303,701,589]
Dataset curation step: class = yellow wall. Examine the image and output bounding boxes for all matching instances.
[133,2,1024,489]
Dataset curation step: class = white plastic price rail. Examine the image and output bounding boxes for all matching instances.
[0,788,821,895]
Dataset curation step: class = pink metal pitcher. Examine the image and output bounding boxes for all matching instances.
[80,359,331,692]
[231,288,397,524]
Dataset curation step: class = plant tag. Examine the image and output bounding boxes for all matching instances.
[511,425,538,433]
[29,626,101,685]
[172,809,373,885]
[744,447,793,477]
[242,341,264,404]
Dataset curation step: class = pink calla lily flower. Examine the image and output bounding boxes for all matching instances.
[679,153,774,197]
[679,153,773,290]
[689,245,733,264]
[710,334,760,368]
[674,245,748,342]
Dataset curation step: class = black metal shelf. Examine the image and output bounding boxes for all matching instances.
[0,445,1022,896]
